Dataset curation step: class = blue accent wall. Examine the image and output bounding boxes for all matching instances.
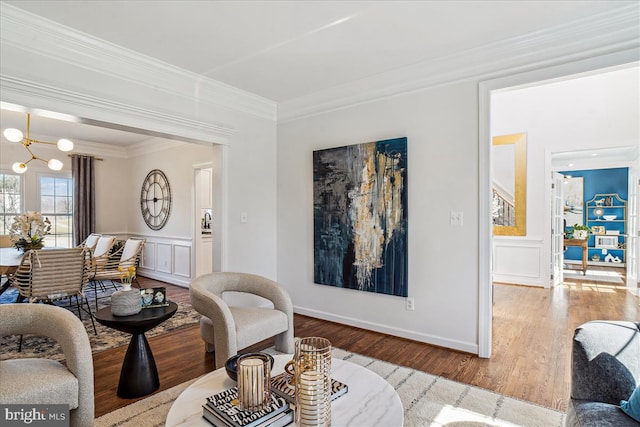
[560,167,628,262]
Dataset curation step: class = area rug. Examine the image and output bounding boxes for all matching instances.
[0,287,200,362]
[95,347,565,427]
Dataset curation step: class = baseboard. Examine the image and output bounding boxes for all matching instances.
[138,271,190,288]
[293,306,478,355]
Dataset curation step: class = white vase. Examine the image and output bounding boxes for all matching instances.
[111,284,141,316]
[573,230,588,240]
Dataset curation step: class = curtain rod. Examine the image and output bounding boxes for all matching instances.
[67,154,104,161]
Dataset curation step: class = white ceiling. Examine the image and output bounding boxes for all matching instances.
[3,0,632,102]
[0,0,637,148]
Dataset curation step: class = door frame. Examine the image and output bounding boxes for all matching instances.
[551,171,565,287]
[478,49,639,358]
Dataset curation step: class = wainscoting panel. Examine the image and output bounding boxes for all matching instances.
[135,235,192,287]
[141,242,156,270]
[493,239,545,286]
[156,243,173,274]
[173,245,192,278]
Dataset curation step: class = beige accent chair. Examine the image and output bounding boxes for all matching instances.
[0,303,94,427]
[190,272,295,368]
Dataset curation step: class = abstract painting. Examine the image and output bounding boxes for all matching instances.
[313,137,408,297]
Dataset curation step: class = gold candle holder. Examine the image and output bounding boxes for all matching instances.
[294,337,332,427]
[237,354,271,412]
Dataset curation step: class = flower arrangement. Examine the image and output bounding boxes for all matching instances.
[9,211,51,251]
[118,266,136,290]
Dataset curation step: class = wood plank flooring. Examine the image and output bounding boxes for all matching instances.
[93,271,639,418]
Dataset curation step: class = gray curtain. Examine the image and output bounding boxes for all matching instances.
[72,155,96,246]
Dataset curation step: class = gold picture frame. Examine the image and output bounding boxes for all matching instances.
[492,133,527,236]
[591,226,605,235]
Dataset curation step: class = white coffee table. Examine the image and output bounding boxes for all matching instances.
[165,354,403,426]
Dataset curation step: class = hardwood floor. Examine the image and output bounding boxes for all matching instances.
[93,271,639,417]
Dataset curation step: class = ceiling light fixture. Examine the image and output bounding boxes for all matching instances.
[3,113,73,174]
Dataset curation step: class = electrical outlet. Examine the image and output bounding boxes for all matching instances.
[240,212,248,223]
[406,297,415,311]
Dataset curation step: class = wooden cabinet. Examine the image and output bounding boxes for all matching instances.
[585,193,626,266]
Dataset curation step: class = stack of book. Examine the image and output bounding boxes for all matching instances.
[202,386,292,427]
[202,376,348,427]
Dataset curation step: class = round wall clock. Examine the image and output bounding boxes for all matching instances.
[140,169,172,230]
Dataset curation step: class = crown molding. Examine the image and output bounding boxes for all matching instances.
[72,138,188,159]
[126,137,188,158]
[279,3,640,122]
[0,3,277,122]
[1,2,637,125]
[0,75,235,145]
[68,140,129,159]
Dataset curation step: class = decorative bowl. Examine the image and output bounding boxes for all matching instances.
[603,215,617,221]
[225,352,274,382]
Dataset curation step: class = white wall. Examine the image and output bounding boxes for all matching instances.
[491,66,640,286]
[278,82,481,353]
[0,5,280,283]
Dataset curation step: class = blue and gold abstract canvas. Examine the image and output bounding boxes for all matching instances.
[313,137,408,297]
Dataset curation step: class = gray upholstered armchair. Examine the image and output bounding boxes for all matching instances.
[0,304,94,427]
[190,272,295,368]
[566,320,640,427]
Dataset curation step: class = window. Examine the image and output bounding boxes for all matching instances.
[40,175,73,248]
[0,172,22,235]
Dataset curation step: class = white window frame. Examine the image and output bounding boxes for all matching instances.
[38,171,73,248]
[0,170,24,236]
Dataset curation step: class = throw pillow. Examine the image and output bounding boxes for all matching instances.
[621,385,640,422]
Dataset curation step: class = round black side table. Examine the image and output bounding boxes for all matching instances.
[95,301,178,398]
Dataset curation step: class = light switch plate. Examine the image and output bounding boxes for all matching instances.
[450,211,463,226]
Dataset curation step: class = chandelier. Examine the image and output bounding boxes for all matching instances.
[3,113,74,174]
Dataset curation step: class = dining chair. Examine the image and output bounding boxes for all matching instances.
[10,247,96,335]
[86,235,117,309]
[0,235,12,248]
[79,233,101,252]
[0,235,17,287]
[90,237,145,308]
[91,235,117,271]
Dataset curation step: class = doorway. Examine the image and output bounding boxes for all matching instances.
[194,165,213,277]
[552,165,636,288]
[479,56,640,358]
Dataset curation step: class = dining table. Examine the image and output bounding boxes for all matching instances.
[0,247,26,296]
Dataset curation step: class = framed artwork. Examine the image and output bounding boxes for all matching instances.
[313,137,408,297]
[141,287,168,308]
[564,176,584,226]
[591,226,605,235]
[595,235,618,249]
